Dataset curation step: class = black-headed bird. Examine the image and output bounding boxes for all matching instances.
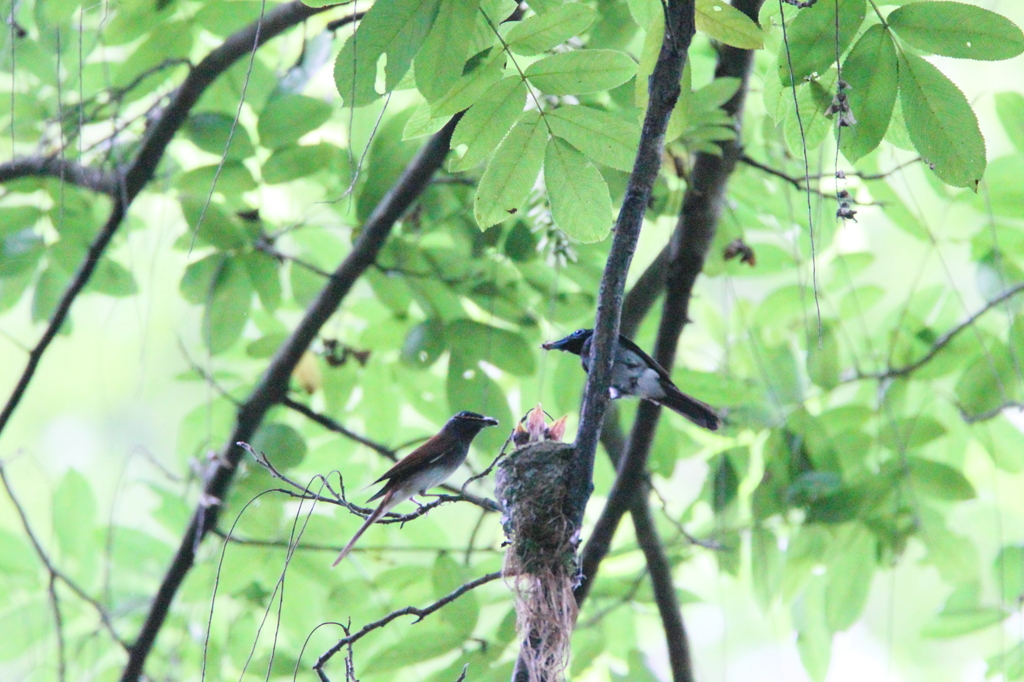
[332,411,498,566]
[542,328,721,431]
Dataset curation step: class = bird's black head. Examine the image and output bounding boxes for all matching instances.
[541,328,593,355]
[445,411,499,437]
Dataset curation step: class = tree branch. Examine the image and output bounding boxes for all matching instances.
[576,1,762,611]
[314,571,502,677]
[117,115,461,682]
[0,460,129,650]
[0,156,118,194]
[570,7,763,682]
[0,0,334,457]
[854,281,1024,382]
[565,0,697,528]
[631,495,693,682]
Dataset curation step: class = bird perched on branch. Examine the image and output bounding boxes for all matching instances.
[542,328,721,431]
[332,411,498,566]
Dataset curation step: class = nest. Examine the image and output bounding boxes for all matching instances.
[496,440,580,682]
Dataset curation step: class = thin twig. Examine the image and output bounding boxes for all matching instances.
[116,17,461,682]
[0,460,130,650]
[856,282,1024,381]
[314,571,503,674]
[212,527,500,554]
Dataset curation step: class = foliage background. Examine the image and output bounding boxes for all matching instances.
[2,0,1024,681]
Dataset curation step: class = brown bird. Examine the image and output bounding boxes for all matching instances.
[332,411,498,566]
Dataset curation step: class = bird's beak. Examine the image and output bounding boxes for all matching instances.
[478,415,499,426]
[542,336,569,351]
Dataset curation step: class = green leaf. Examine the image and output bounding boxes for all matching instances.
[839,24,898,162]
[87,259,138,297]
[251,423,307,470]
[794,574,832,682]
[415,0,479,101]
[31,266,70,325]
[262,143,348,184]
[0,599,51,661]
[446,351,513,452]
[888,1,1024,61]
[450,77,528,172]
[177,162,257,195]
[710,451,740,512]
[825,525,875,632]
[898,51,986,189]
[752,526,782,609]
[922,607,1005,638]
[908,457,976,501]
[956,343,1022,416]
[878,417,946,451]
[240,251,281,311]
[432,554,479,638]
[202,257,252,353]
[695,0,763,49]
[806,324,839,389]
[474,110,547,228]
[635,10,664,109]
[363,623,464,673]
[974,416,1024,473]
[507,2,597,55]
[777,0,866,85]
[113,21,192,90]
[525,49,637,95]
[994,545,1024,604]
[0,529,39,584]
[919,505,978,584]
[0,228,44,278]
[179,198,247,251]
[184,112,255,160]
[0,206,42,239]
[782,70,837,154]
[180,254,225,304]
[334,0,443,106]
[995,91,1024,154]
[544,137,612,243]
[257,94,333,149]
[446,319,536,375]
[546,105,640,172]
[402,319,447,367]
[53,469,96,560]
[429,49,506,118]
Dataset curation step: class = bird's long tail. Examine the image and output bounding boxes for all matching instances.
[656,387,722,431]
[332,495,392,567]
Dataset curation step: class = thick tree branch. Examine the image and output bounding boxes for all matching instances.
[0,156,118,194]
[117,116,460,682]
[631,495,693,682]
[588,408,695,682]
[576,2,763,612]
[0,0,334,456]
[565,0,697,528]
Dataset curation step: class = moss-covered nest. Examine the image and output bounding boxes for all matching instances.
[496,440,580,682]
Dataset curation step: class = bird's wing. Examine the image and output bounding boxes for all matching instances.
[616,334,675,383]
[370,433,447,487]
